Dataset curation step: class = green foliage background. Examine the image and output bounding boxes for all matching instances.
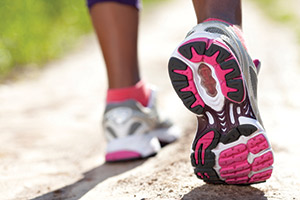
[2,0,296,80]
[249,0,300,41]
[0,0,163,80]
[0,0,93,79]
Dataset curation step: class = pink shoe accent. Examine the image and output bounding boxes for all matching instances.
[225,176,248,184]
[194,131,215,165]
[106,80,151,107]
[105,151,141,162]
[253,59,260,69]
[197,172,204,179]
[220,162,250,175]
[180,38,209,49]
[220,168,250,179]
[218,133,273,184]
[197,172,210,179]
[203,18,247,50]
[177,38,245,103]
[253,59,261,73]
[219,144,248,167]
[247,134,269,154]
[190,46,204,63]
[219,144,247,158]
[204,173,210,178]
[232,25,247,50]
[249,169,273,183]
[173,64,205,108]
[252,152,274,172]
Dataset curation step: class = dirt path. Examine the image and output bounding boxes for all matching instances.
[1,0,300,199]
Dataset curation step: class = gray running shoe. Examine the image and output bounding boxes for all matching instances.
[168,20,273,184]
[103,89,181,162]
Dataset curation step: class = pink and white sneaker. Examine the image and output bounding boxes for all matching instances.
[103,89,181,162]
[168,20,274,184]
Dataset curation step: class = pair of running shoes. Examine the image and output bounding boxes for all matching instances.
[103,20,274,185]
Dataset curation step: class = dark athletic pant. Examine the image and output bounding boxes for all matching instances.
[87,0,141,9]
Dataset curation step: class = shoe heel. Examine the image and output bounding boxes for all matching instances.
[168,38,246,115]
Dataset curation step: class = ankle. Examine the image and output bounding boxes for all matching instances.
[106,80,151,107]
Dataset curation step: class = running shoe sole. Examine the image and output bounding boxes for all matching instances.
[105,126,181,162]
[168,37,274,184]
[105,134,161,162]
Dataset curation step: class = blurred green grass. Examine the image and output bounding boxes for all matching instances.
[250,0,293,22]
[1,0,299,81]
[0,0,92,79]
[250,0,300,41]
[0,0,161,80]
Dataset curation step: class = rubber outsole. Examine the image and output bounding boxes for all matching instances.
[169,40,245,116]
[190,125,273,184]
[168,38,273,184]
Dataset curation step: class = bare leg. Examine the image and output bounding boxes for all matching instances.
[90,2,139,89]
[192,0,242,27]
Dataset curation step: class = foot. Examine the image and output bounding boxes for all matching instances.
[103,89,181,162]
[168,20,273,184]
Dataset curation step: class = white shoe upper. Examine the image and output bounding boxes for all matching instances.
[102,89,181,157]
